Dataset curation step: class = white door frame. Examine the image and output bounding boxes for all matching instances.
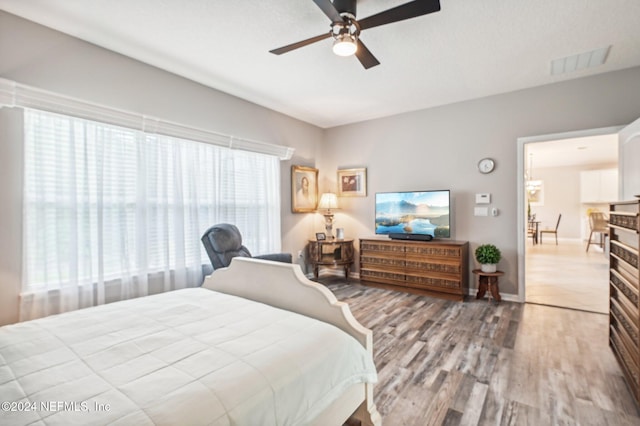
[516,126,623,302]
[619,117,640,200]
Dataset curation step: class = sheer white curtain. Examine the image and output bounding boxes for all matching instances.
[21,109,281,321]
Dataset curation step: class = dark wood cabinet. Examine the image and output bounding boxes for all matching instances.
[359,238,469,301]
[609,199,640,405]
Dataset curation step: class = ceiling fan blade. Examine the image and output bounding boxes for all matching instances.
[312,0,345,23]
[358,0,441,31]
[355,39,380,69]
[270,32,332,55]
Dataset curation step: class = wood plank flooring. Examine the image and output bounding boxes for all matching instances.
[525,239,609,314]
[321,278,640,426]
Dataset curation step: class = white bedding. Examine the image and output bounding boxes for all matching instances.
[0,287,377,425]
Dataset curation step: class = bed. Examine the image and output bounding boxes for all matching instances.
[0,257,381,425]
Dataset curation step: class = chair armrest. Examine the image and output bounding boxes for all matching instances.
[254,253,293,264]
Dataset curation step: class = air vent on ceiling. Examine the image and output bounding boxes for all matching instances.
[550,46,610,75]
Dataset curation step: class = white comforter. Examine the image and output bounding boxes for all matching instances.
[0,288,377,425]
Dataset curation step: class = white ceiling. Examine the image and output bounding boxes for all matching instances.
[526,134,618,169]
[1,0,639,129]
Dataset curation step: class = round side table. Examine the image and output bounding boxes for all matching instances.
[472,269,504,303]
[307,239,354,281]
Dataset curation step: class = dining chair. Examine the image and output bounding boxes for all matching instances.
[540,214,562,245]
[586,212,609,252]
[527,220,537,244]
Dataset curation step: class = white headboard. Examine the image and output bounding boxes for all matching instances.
[202,257,372,351]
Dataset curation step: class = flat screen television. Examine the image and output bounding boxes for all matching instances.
[375,190,450,240]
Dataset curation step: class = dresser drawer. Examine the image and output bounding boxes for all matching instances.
[404,273,461,293]
[360,254,405,269]
[359,268,405,287]
[610,327,639,395]
[610,298,639,356]
[360,240,406,254]
[610,271,639,321]
[405,259,462,275]
[404,244,461,259]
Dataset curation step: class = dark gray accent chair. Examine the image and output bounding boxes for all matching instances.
[201,223,292,271]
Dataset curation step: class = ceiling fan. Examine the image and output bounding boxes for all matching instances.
[269,0,441,69]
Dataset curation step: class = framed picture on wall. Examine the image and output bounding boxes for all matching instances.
[292,165,319,213]
[337,168,367,197]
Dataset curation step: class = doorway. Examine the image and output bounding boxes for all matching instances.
[517,126,621,313]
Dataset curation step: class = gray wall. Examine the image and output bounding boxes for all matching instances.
[529,165,582,240]
[319,68,640,297]
[2,11,640,324]
[0,109,23,326]
[530,163,616,240]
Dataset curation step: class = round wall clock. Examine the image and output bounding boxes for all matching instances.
[478,158,495,174]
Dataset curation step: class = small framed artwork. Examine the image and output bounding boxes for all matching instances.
[292,165,319,213]
[315,232,326,241]
[337,168,367,197]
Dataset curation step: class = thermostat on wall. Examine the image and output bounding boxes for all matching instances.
[475,193,491,204]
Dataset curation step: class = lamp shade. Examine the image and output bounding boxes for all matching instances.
[318,193,339,210]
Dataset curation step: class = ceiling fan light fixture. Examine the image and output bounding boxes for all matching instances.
[332,34,357,56]
[269,0,441,69]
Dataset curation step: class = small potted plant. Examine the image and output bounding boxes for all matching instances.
[475,244,501,273]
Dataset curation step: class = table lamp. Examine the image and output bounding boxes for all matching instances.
[318,192,339,239]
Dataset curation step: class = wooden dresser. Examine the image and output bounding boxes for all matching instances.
[608,199,640,404]
[359,238,469,301]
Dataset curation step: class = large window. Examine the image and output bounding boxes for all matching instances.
[22,109,281,319]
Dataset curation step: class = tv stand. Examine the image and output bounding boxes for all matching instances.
[389,233,433,241]
[359,237,469,301]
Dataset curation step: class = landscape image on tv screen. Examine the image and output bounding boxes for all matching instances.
[375,190,450,238]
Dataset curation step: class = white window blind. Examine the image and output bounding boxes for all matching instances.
[22,109,281,320]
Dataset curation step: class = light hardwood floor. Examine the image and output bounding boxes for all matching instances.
[525,238,609,314]
[321,278,639,426]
